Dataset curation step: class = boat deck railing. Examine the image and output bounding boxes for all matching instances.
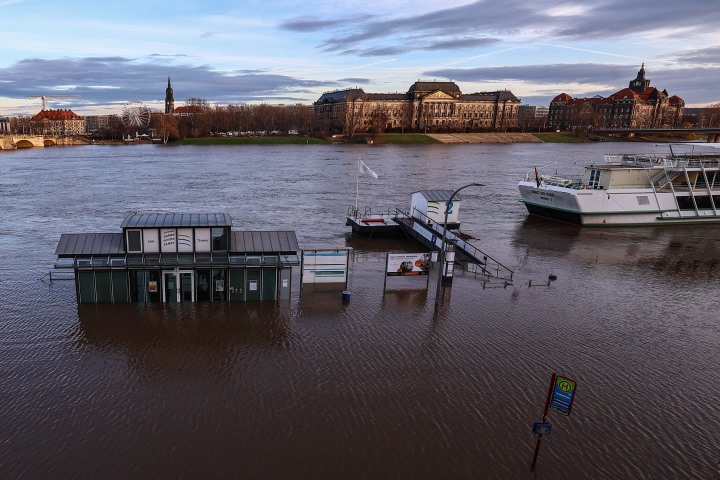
[607,153,720,170]
[523,172,584,189]
[347,205,397,221]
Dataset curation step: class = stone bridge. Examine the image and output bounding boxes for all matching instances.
[0,134,91,149]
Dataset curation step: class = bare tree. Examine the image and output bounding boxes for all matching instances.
[151,113,180,143]
[700,103,720,128]
[398,102,413,134]
[343,92,367,139]
[368,108,389,137]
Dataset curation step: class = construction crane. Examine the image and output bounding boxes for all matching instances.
[28,95,82,111]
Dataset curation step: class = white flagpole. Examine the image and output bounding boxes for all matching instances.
[355,158,360,212]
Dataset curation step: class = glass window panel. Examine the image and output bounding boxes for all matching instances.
[111,271,130,303]
[212,227,228,251]
[78,271,95,303]
[95,271,112,303]
[212,269,226,301]
[127,230,142,252]
[196,269,211,302]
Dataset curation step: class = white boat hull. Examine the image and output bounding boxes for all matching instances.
[518,181,720,226]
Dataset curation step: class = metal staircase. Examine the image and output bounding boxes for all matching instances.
[393,208,513,282]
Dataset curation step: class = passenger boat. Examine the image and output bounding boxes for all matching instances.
[518,147,720,225]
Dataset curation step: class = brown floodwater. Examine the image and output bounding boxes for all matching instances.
[1,142,719,479]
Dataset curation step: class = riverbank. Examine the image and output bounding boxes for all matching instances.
[175,131,705,145]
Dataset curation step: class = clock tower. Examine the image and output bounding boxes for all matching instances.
[629,63,650,93]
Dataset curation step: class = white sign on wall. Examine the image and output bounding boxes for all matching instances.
[177,228,193,252]
[195,228,211,252]
[161,228,176,252]
[143,229,159,253]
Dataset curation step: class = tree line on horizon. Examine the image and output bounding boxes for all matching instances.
[4,99,720,142]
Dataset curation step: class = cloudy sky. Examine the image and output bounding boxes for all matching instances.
[1,0,719,115]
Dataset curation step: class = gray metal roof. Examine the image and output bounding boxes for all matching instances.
[55,233,125,256]
[315,88,366,104]
[414,190,464,202]
[120,213,232,229]
[56,230,298,257]
[461,90,520,102]
[231,231,298,254]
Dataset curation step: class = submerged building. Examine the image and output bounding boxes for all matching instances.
[54,212,300,303]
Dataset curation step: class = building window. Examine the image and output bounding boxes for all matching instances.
[127,229,142,253]
[212,227,228,251]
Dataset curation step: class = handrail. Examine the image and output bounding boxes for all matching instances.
[400,207,514,281]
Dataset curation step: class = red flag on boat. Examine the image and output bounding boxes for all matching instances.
[534,166,541,188]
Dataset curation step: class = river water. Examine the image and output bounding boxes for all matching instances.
[1,142,719,479]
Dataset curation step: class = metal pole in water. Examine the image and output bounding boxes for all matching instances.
[434,182,483,307]
[531,372,557,472]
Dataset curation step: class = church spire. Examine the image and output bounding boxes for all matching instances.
[165,76,175,114]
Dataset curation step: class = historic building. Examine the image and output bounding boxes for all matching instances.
[30,109,85,135]
[314,81,520,135]
[548,64,685,130]
[0,115,10,133]
[165,76,175,114]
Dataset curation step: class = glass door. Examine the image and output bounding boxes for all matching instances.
[163,269,195,302]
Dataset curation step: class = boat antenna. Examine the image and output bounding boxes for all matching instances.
[669,144,674,158]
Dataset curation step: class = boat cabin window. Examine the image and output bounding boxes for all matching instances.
[589,169,600,189]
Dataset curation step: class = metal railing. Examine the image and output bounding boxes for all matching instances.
[395,207,514,282]
[54,252,300,270]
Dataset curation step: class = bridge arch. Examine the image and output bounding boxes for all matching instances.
[44,138,57,147]
[15,139,36,149]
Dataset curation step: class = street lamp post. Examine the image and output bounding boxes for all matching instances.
[435,182,484,307]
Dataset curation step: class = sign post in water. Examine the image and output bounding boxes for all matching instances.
[530,371,578,472]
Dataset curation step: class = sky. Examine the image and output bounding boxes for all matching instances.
[1,0,719,116]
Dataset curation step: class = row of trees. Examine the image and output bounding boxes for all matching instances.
[161,99,317,139]
[7,100,320,142]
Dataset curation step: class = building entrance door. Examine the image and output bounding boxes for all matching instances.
[162,269,195,302]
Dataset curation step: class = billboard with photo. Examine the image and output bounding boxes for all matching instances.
[386,253,430,276]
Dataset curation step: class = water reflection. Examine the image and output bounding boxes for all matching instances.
[76,303,292,376]
[512,216,720,276]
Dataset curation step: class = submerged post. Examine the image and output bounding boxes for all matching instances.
[434,182,483,307]
[531,372,557,472]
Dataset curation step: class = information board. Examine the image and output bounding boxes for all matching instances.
[549,375,577,416]
[302,249,350,285]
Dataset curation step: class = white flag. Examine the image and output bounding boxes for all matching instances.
[359,160,378,179]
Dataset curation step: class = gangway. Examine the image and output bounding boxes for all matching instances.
[393,207,513,282]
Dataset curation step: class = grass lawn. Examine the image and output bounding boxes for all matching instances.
[532,133,593,143]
